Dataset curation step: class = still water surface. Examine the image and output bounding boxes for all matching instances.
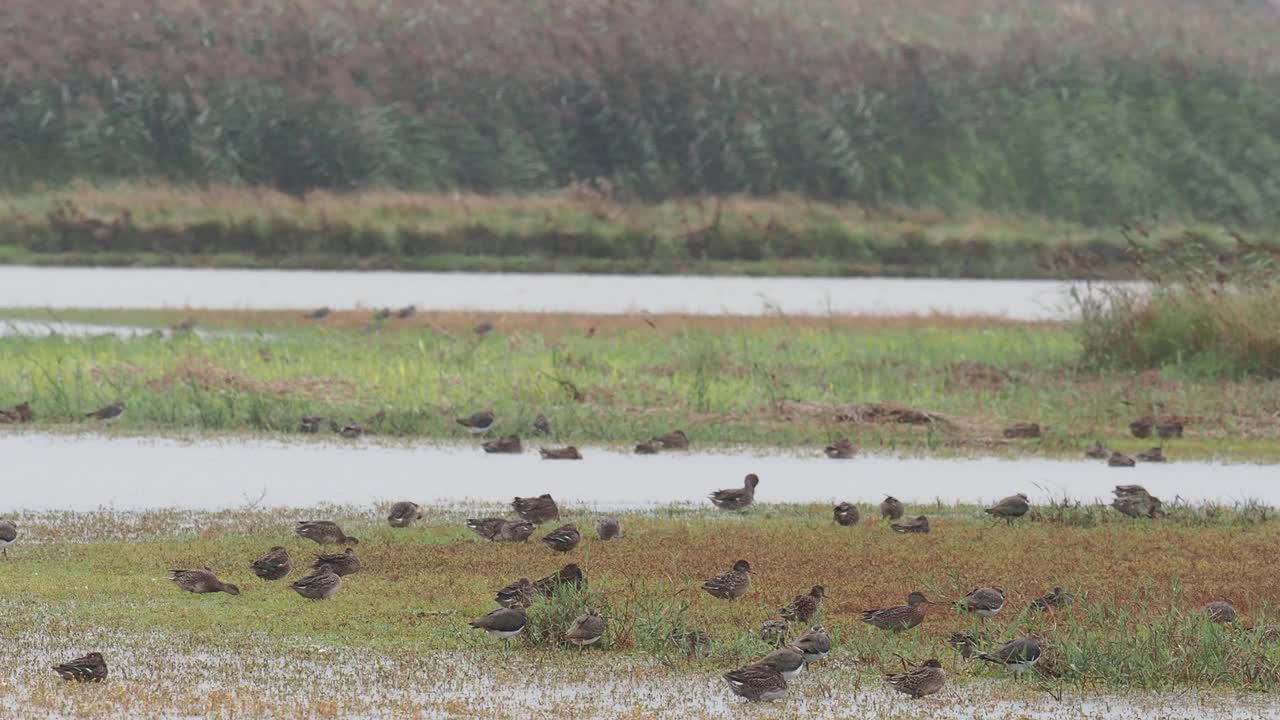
[0,266,1093,319]
[2,434,1270,511]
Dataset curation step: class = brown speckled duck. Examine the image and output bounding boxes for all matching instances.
[891,515,930,534]
[885,659,945,698]
[651,429,689,450]
[168,568,240,595]
[533,563,586,596]
[539,446,582,460]
[311,547,361,576]
[250,546,291,581]
[781,586,825,623]
[723,663,787,702]
[1108,451,1137,467]
[596,516,620,541]
[295,520,359,546]
[541,524,581,553]
[512,494,560,524]
[52,652,107,682]
[862,591,934,632]
[880,496,905,520]
[710,474,759,510]
[483,435,523,454]
[291,564,342,600]
[498,519,536,542]
[495,577,535,609]
[824,438,856,459]
[702,560,753,600]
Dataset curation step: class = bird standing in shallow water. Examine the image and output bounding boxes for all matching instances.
[291,564,342,600]
[0,519,16,558]
[723,663,787,702]
[169,568,240,595]
[702,560,753,600]
[781,586,825,623]
[456,409,495,434]
[710,474,759,510]
[52,652,107,682]
[862,591,935,632]
[885,658,945,698]
[880,496,905,520]
[833,502,859,526]
[986,493,1030,525]
[251,546,291,581]
[541,524,581,553]
[387,501,423,528]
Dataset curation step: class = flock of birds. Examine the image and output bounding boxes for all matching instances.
[4,405,1242,702]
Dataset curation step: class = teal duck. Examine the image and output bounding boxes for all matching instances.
[880,496,905,520]
[1135,446,1166,463]
[702,560,752,600]
[457,409,496,434]
[52,652,107,682]
[978,637,1041,672]
[1030,586,1074,611]
[709,474,759,510]
[0,401,33,423]
[1002,422,1041,439]
[670,627,712,656]
[250,546,291,581]
[311,547,361,576]
[833,502,859,526]
[387,501,423,528]
[299,415,324,433]
[495,577,534,609]
[596,516,620,541]
[541,524,581,553]
[781,585,825,623]
[483,435,523,454]
[565,609,606,647]
[963,587,1006,619]
[466,517,506,540]
[794,625,832,662]
[1204,601,1237,624]
[85,400,124,423]
[862,591,934,632]
[533,563,586,596]
[291,564,342,600]
[295,520,359,545]
[512,494,560,524]
[1085,441,1109,459]
[824,438,856,459]
[634,440,660,454]
[169,568,240,595]
[723,663,787,702]
[469,606,526,639]
[885,658,945,698]
[333,419,365,438]
[533,413,551,435]
[948,632,979,660]
[1129,416,1154,438]
[0,519,16,557]
[651,429,689,450]
[891,515,930,533]
[539,446,582,460]
[498,519,535,542]
[1108,451,1136,467]
[1112,485,1163,518]
[1157,418,1184,439]
[760,619,789,646]
[985,493,1030,525]
[758,645,805,680]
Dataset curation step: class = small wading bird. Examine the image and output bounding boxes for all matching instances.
[710,474,760,510]
[824,437,856,459]
[52,652,107,683]
[539,446,582,460]
[295,520,359,545]
[482,435,523,454]
[702,560,753,600]
[512,494,560,524]
[781,586,825,623]
[757,645,806,680]
[250,546,291,581]
[85,401,124,423]
[456,409,495,434]
[168,568,240,596]
[470,606,526,644]
[833,502,859,526]
[723,663,787,702]
[311,547,361,576]
[565,609,606,648]
[862,591,935,632]
[0,519,16,558]
[985,493,1030,525]
[891,515,930,534]
[541,524,581,553]
[387,501,423,528]
[291,564,342,600]
[596,516,620,541]
[880,496,905,520]
[885,658,945,699]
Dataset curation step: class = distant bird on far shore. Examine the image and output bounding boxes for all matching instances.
[1108,451,1136,467]
[299,415,324,433]
[457,409,495,434]
[539,446,583,460]
[634,440,660,454]
[824,438,856,459]
[1085,441,1109,459]
[1136,447,1166,463]
[85,401,124,423]
[52,652,107,683]
[0,401,33,423]
[473,320,495,336]
[533,413,552,436]
[395,305,416,319]
[303,307,330,320]
[710,474,759,510]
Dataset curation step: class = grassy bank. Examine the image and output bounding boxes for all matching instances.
[4,186,1261,278]
[1,309,1278,460]
[2,504,1279,717]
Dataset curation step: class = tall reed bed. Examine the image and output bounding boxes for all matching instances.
[3,1,1280,223]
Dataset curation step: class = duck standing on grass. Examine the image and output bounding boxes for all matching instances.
[702,560,753,600]
[295,520,359,545]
